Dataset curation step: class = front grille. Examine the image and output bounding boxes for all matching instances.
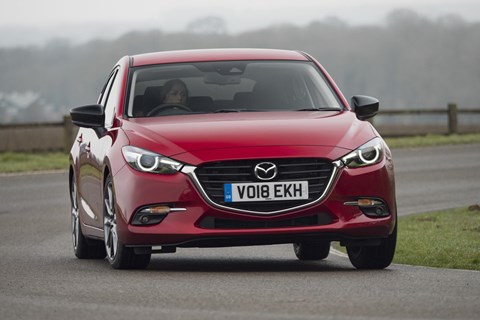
[194,158,335,213]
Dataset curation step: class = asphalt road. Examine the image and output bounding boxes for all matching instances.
[393,143,480,215]
[1,144,479,319]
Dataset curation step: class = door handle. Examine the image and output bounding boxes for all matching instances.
[85,143,91,153]
[76,134,83,144]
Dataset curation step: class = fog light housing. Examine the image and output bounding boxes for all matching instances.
[344,198,390,218]
[131,205,171,226]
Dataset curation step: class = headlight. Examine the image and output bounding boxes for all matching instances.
[341,138,384,168]
[122,146,183,174]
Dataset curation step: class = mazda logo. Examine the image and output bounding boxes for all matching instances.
[254,162,278,181]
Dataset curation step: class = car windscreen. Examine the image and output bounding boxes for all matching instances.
[126,61,343,117]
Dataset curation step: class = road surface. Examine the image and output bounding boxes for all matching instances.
[0,144,479,319]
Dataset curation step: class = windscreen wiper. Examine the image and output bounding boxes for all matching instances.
[214,109,264,113]
[296,107,341,111]
[214,109,241,113]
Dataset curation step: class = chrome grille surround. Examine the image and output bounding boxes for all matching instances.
[182,159,343,215]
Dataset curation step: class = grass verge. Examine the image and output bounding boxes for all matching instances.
[393,206,480,271]
[334,206,480,271]
[0,152,69,174]
[384,133,480,149]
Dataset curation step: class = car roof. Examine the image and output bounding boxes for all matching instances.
[130,48,311,67]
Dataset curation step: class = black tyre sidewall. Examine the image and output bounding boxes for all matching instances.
[293,241,331,260]
[104,174,151,269]
[347,222,397,269]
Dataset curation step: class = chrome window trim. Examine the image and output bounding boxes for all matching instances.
[181,160,343,215]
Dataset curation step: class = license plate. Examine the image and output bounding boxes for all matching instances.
[224,181,309,202]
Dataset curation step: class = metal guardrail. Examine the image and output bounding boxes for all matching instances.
[0,104,479,152]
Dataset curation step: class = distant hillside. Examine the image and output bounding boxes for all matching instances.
[1,9,479,123]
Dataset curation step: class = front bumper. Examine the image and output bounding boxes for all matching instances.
[113,157,396,247]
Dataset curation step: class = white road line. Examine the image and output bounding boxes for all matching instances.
[330,246,348,258]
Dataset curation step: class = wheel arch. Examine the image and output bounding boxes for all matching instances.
[68,165,74,196]
[103,165,111,187]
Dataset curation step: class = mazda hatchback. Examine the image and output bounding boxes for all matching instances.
[69,48,397,269]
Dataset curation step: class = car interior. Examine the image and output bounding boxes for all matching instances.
[127,61,342,117]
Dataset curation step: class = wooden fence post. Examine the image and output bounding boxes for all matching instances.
[63,114,73,153]
[448,103,458,135]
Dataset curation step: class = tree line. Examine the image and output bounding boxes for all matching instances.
[0,9,479,123]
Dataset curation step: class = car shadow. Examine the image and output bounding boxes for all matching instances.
[146,256,356,273]
[62,255,396,273]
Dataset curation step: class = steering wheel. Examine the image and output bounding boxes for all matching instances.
[147,104,192,116]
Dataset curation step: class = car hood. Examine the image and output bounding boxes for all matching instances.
[122,111,376,165]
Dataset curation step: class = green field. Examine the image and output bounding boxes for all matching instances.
[394,206,480,270]
[384,133,480,148]
[331,206,480,271]
[0,152,69,173]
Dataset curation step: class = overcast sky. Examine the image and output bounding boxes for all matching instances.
[1,0,479,46]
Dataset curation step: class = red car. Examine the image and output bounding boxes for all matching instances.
[69,48,396,270]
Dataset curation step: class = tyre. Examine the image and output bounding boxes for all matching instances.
[293,241,330,260]
[103,174,151,269]
[70,172,106,259]
[346,223,397,270]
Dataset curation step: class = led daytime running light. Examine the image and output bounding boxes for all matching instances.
[358,145,381,164]
[340,138,384,168]
[122,146,183,174]
[136,155,160,172]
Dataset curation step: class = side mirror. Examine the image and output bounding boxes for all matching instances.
[70,104,105,128]
[351,95,379,121]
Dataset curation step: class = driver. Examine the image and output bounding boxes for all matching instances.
[161,79,188,106]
